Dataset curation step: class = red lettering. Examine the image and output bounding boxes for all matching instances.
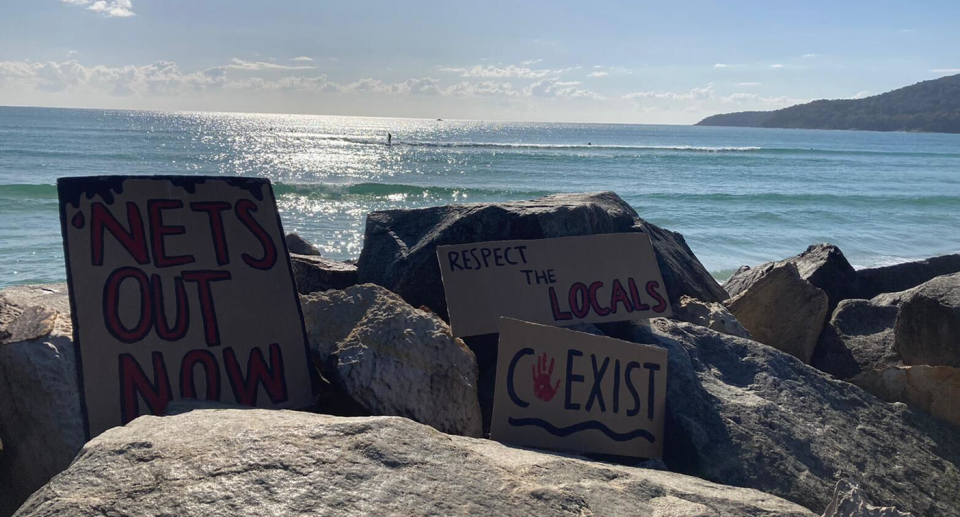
[628,278,650,311]
[180,349,221,400]
[569,282,590,319]
[587,281,610,316]
[190,201,232,266]
[549,286,573,321]
[90,202,149,266]
[646,281,668,313]
[609,279,634,314]
[223,344,288,406]
[152,274,189,341]
[235,199,277,270]
[182,270,232,346]
[119,352,172,424]
[148,199,194,268]
[103,266,153,343]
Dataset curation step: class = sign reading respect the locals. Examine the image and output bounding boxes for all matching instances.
[437,233,672,337]
[58,176,316,439]
[491,318,667,458]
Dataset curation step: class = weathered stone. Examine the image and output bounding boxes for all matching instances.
[853,366,960,428]
[0,284,84,517]
[284,232,322,255]
[725,244,857,316]
[290,253,358,294]
[300,284,482,437]
[673,295,751,339]
[821,479,912,517]
[618,319,960,515]
[1,306,57,344]
[894,273,960,367]
[356,191,727,320]
[855,253,960,300]
[14,408,817,517]
[726,262,829,363]
[811,296,902,380]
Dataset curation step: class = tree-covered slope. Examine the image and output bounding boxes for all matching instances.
[697,74,960,133]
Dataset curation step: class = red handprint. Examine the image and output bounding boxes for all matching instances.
[532,352,561,401]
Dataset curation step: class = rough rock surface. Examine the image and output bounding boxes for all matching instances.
[290,253,358,294]
[810,296,902,380]
[853,366,960,428]
[0,284,84,517]
[725,262,829,363]
[14,408,817,517]
[356,191,727,320]
[893,272,960,367]
[673,295,751,339]
[855,253,960,300]
[300,284,482,437]
[284,232,322,256]
[821,480,912,517]
[725,244,857,315]
[619,319,960,515]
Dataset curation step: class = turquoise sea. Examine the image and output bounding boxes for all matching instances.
[2,105,959,289]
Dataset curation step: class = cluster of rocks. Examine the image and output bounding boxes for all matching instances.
[2,192,958,516]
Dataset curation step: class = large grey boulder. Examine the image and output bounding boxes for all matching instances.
[725,262,829,363]
[821,480,912,517]
[284,232,323,256]
[673,295,750,339]
[619,319,960,515]
[356,191,727,320]
[0,284,84,517]
[725,244,857,315]
[810,296,902,380]
[290,253,358,294]
[893,272,960,367]
[855,253,960,300]
[300,284,483,437]
[14,408,817,517]
[853,366,960,428]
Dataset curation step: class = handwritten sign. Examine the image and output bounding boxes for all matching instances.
[437,233,671,337]
[58,176,316,438]
[491,318,667,458]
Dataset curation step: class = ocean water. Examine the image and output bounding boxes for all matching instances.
[2,105,959,289]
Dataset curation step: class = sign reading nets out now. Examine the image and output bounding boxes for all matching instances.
[492,318,668,458]
[437,233,672,337]
[58,176,316,439]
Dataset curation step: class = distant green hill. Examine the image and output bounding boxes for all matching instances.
[696,74,960,133]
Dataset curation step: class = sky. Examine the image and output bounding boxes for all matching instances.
[1,0,959,124]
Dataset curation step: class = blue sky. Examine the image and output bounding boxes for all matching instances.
[1,0,958,123]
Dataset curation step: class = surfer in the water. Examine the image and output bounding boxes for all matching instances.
[387,132,392,146]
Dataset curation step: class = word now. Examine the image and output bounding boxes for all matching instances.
[549,277,668,321]
[119,343,288,425]
[506,347,661,418]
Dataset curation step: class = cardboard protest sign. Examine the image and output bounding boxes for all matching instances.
[58,176,316,439]
[437,233,671,337]
[491,318,667,458]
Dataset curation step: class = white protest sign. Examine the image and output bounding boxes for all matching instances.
[491,318,668,458]
[437,233,671,337]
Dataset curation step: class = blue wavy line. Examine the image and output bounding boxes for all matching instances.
[507,417,655,443]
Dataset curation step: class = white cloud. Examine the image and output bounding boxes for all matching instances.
[852,91,871,99]
[714,63,730,68]
[227,58,315,71]
[520,59,542,65]
[770,64,784,69]
[290,56,314,62]
[438,64,567,79]
[802,54,817,58]
[735,82,761,86]
[931,68,960,74]
[587,71,608,77]
[624,86,714,101]
[62,0,135,18]
[525,77,604,99]
[624,84,805,112]
[445,81,520,97]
